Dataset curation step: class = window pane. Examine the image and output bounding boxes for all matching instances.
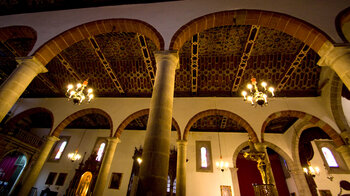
[167,176,170,192]
[96,142,106,161]
[55,141,67,160]
[201,147,208,168]
[322,147,338,167]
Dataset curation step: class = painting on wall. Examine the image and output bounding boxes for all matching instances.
[319,190,332,196]
[109,173,123,189]
[220,185,232,196]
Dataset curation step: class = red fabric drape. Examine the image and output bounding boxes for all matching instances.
[0,155,18,182]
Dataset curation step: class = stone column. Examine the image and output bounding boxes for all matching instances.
[337,145,350,169]
[134,51,179,196]
[18,136,59,196]
[318,46,350,90]
[176,140,187,196]
[289,165,312,196]
[230,167,241,196]
[93,137,120,196]
[0,56,47,122]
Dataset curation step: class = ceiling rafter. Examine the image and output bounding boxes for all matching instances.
[220,116,228,129]
[1,41,61,94]
[135,118,144,127]
[56,54,82,82]
[88,36,125,94]
[231,25,260,92]
[276,44,310,91]
[191,34,199,94]
[137,34,155,86]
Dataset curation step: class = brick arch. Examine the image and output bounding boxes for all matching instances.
[0,25,37,56]
[183,109,258,142]
[33,19,164,66]
[335,6,350,43]
[170,9,333,54]
[114,109,181,140]
[51,108,113,137]
[261,110,344,147]
[5,107,54,131]
[0,26,37,42]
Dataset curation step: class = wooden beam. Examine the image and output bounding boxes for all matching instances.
[220,116,228,129]
[88,36,125,94]
[56,54,82,82]
[276,44,310,91]
[137,34,156,86]
[191,34,199,94]
[231,25,260,92]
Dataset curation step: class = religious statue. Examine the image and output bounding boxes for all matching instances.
[243,139,270,184]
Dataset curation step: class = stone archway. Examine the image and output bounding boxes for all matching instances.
[114,108,181,140]
[51,108,113,137]
[33,19,164,66]
[183,109,258,142]
[170,10,333,55]
[261,110,344,147]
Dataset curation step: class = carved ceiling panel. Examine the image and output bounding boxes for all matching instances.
[265,117,298,134]
[66,113,110,129]
[190,115,246,132]
[125,114,176,130]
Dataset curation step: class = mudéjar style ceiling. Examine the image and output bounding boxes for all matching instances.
[0,0,179,16]
[0,22,323,131]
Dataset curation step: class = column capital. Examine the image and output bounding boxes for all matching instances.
[176,139,188,145]
[47,135,60,142]
[318,45,350,67]
[254,142,267,152]
[16,56,48,73]
[154,50,179,69]
[107,137,121,144]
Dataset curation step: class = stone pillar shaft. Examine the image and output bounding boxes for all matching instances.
[93,137,120,196]
[289,166,312,196]
[0,56,47,122]
[176,140,187,196]
[318,46,350,90]
[18,136,59,196]
[136,51,179,196]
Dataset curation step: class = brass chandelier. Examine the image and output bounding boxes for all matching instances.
[66,80,94,105]
[241,78,274,106]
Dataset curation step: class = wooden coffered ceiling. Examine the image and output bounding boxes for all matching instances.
[0,25,323,131]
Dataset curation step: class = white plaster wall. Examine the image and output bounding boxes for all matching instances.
[0,0,347,52]
[285,177,298,195]
[11,96,340,141]
[342,97,350,126]
[310,141,350,195]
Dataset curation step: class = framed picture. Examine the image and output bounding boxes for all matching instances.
[109,173,123,189]
[220,185,232,196]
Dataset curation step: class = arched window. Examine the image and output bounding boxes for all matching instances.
[167,176,171,192]
[321,147,338,167]
[55,141,67,160]
[96,142,106,162]
[49,136,70,161]
[201,147,208,168]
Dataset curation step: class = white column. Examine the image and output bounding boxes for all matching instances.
[18,136,59,196]
[0,56,47,122]
[318,46,350,90]
[230,167,241,196]
[176,140,187,196]
[134,51,179,196]
[93,137,120,196]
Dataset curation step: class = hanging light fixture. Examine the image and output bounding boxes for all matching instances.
[241,78,274,106]
[215,130,229,172]
[68,130,86,162]
[66,80,94,105]
[303,162,320,177]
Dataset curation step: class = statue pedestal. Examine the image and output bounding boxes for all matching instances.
[252,184,276,196]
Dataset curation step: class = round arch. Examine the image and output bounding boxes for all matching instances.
[4,107,54,131]
[335,6,350,43]
[0,25,37,56]
[33,19,164,66]
[170,9,333,54]
[51,108,113,137]
[114,109,181,140]
[261,110,344,147]
[183,109,258,142]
